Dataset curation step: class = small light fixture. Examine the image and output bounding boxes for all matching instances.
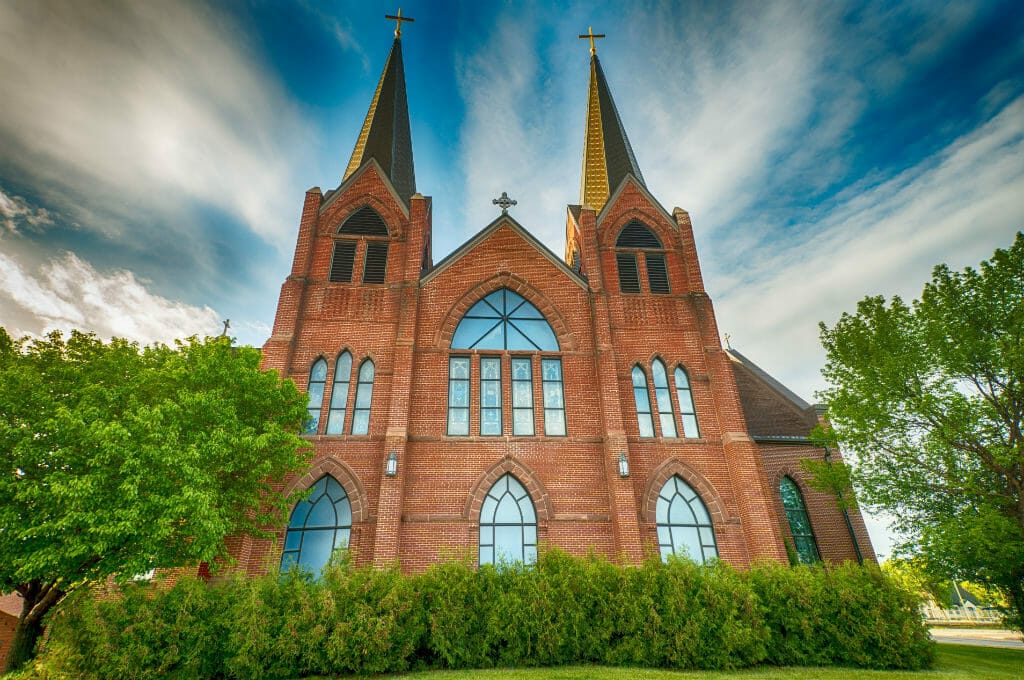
[385,449,398,477]
[618,451,630,478]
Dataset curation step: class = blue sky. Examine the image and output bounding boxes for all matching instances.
[2,1,1023,558]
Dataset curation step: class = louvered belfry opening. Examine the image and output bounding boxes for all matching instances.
[614,220,670,294]
[329,206,391,284]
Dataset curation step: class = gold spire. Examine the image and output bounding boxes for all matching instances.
[577,31,646,214]
[343,49,392,182]
[580,56,609,211]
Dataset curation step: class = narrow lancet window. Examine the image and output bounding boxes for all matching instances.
[542,358,566,436]
[632,365,654,437]
[305,359,328,434]
[447,357,470,436]
[780,477,820,564]
[351,359,374,435]
[325,351,352,435]
[511,357,534,435]
[480,357,502,435]
[652,359,677,437]
[674,366,700,437]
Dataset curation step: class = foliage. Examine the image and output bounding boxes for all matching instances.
[29,550,933,677]
[0,329,311,671]
[814,232,1024,631]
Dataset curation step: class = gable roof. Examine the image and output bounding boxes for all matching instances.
[727,348,818,439]
[320,157,410,220]
[595,173,676,230]
[421,214,588,290]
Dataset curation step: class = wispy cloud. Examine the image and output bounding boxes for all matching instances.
[0,189,53,235]
[0,250,221,344]
[0,0,308,250]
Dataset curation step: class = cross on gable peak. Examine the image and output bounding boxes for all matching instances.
[493,191,517,215]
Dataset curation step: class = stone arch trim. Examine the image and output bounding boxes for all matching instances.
[642,458,728,527]
[282,455,369,523]
[463,457,553,522]
[600,208,678,251]
[436,272,577,351]
[322,193,405,240]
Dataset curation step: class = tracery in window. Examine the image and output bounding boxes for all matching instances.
[632,365,654,437]
[281,475,351,575]
[651,359,677,438]
[325,351,352,435]
[656,475,717,564]
[615,220,670,294]
[780,477,820,564]
[451,288,558,351]
[674,366,700,437]
[305,359,327,434]
[351,359,374,435]
[479,474,537,566]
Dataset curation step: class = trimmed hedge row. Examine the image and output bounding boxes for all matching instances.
[32,551,933,678]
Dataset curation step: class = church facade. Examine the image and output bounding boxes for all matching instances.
[231,26,874,576]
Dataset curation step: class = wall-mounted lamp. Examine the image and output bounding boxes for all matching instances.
[385,449,398,477]
[618,451,630,478]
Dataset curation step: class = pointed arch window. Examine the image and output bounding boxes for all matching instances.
[451,288,559,351]
[330,206,390,284]
[632,365,655,437]
[479,474,537,566]
[651,359,677,437]
[448,288,564,437]
[325,351,353,435]
[615,220,670,294]
[281,475,352,575]
[780,477,819,564]
[656,476,718,564]
[305,359,328,434]
[674,366,700,437]
[351,359,374,435]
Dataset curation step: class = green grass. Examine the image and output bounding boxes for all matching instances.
[346,645,1023,680]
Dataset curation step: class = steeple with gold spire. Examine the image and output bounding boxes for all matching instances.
[342,10,416,205]
[578,28,646,214]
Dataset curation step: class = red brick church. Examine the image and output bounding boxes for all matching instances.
[231,22,874,576]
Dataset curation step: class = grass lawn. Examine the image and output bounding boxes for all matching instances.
[361,645,1023,680]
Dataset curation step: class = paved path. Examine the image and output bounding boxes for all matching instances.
[930,627,1024,650]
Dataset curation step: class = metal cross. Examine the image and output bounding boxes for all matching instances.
[723,333,732,349]
[578,26,606,56]
[493,191,517,215]
[385,8,414,38]
[221,319,231,337]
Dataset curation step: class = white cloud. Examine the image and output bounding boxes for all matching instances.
[0,0,308,250]
[0,189,53,235]
[0,250,221,344]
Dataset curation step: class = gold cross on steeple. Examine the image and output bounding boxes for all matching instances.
[385,8,414,38]
[578,26,606,56]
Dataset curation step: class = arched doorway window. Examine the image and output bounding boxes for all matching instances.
[281,475,352,574]
[780,476,819,564]
[479,474,537,566]
[655,475,718,563]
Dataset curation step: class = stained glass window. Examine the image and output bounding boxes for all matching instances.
[451,288,558,351]
[479,474,537,566]
[480,357,502,435]
[351,359,374,435]
[305,359,327,434]
[632,365,654,438]
[542,359,566,436]
[656,476,717,564]
[447,357,470,435]
[674,366,700,438]
[325,351,352,435]
[511,357,534,435]
[652,359,677,437]
[780,477,820,564]
[281,475,352,575]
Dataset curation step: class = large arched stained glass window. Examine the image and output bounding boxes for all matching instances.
[479,474,537,566]
[451,288,558,351]
[281,475,352,574]
[780,477,819,564]
[656,475,718,564]
[305,359,328,434]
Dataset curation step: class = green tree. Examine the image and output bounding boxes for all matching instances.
[815,232,1024,631]
[0,329,311,672]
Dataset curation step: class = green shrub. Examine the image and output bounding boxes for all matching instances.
[33,550,933,677]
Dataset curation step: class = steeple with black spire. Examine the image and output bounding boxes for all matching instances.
[342,9,416,205]
[578,27,646,214]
